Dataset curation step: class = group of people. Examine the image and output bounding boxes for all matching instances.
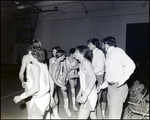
[13,36,136,119]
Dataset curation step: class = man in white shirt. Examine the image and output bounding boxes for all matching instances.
[98,36,136,119]
[87,38,106,118]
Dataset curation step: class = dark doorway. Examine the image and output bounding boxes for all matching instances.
[126,23,149,91]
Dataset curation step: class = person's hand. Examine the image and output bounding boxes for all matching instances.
[13,95,22,104]
[50,96,56,108]
[76,93,82,103]
[97,86,102,93]
[61,85,67,91]
[78,94,88,104]
[76,96,81,103]
[22,82,26,88]
[114,82,119,88]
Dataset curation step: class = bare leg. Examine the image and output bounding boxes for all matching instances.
[52,88,61,118]
[69,79,78,111]
[61,89,72,116]
[90,110,97,119]
[78,107,90,119]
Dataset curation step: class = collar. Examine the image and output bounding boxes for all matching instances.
[107,46,115,54]
[93,48,98,54]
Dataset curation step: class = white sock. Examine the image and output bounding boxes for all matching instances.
[45,112,50,119]
[53,106,60,118]
[72,97,78,111]
[64,98,71,116]
[102,110,105,118]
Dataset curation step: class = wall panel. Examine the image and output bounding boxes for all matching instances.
[47,18,85,58]
[89,15,122,48]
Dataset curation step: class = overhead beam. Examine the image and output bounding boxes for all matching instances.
[55,6,65,15]
[81,2,88,14]
[142,0,148,7]
[26,1,41,11]
[1,1,25,13]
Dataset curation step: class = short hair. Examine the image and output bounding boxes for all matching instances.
[52,46,61,51]
[55,50,66,59]
[27,46,46,63]
[30,39,42,48]
[102,36,116,47]
[69,48,76,55]
[76,45,92,62]
[87,38,100,48]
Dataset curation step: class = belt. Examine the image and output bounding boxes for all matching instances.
[108,82,126,88]
[33,92,49,99]
[108,82,115,86]
[117,82,126,88]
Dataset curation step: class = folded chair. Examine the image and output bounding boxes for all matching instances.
[129,80,140,95]
[128,84,145,104]
[129,98,149,119]
[126,85,148,119]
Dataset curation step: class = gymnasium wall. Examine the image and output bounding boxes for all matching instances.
[1,5,149,64]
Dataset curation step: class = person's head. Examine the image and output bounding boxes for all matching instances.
[30,39,42,48]
[101,36,116,52]
[55,49,66,62]
[27,46,45,63]
[69,48,76,58]
[52,46,61,57]
[87,38,100,51]
[75,45,92,62]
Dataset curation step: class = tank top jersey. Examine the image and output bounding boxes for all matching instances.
[79,60,97,110]
[26,62,50,97]
[66,57,76,79]
[49,57,56,74]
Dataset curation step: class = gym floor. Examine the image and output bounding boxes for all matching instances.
[1,65,146,119]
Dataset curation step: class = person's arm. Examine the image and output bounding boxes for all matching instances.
[14,64,40,103]
[51,63,66,90]
[74,59,78,75]
[48,70,56,107]
[79,61,96,103]
[49,58,52,71]
[114,49,136,86]
[61,60,68,83]
[19,55,27,87]
[76,88,82,102]
[68,64,79,72]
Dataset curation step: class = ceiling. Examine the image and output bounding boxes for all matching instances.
[1,1,149,19]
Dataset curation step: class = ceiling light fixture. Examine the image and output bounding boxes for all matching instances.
[15,1,19,5]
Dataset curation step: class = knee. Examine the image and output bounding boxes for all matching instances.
[71,88,75,94]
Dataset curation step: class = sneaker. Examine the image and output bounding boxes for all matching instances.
[65,108,72,116]
[51,115,61,119]
[73,105,78,111]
